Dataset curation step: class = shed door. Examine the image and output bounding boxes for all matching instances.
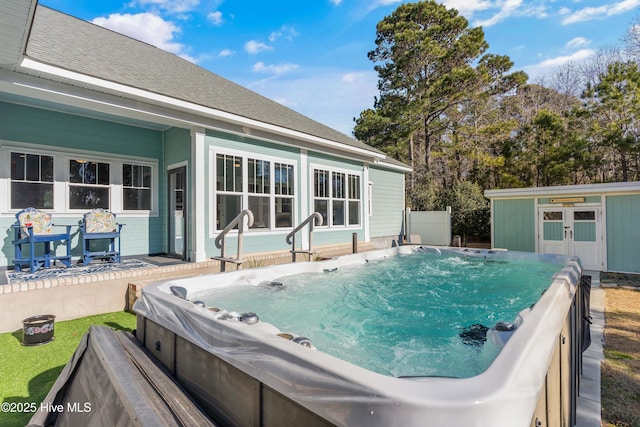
[539,207,602,270]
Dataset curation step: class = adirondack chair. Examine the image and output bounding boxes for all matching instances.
[79,209,124,265]
[12,208,72,273]
[80,208,124,265]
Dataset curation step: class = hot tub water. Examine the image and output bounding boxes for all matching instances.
[192,253,563,378]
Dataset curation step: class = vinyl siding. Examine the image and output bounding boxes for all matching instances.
[492,199,536,252]
[606,195,640,273]
[369,167,405,239]
[0,102,165,265]
[0,102,162,158]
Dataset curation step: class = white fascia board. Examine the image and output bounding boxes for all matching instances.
[375,162,412,173]
[484,181,640,199]
[18,58,386,161]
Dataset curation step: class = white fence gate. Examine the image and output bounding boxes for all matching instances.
[406,208,452,246]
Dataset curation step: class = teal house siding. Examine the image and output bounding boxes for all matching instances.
[0,102,162,158]
[369,167,405,239]
[606,195,640,273]
[492,199,535,252]
[0,102,165,264]
[165,127,191,165]
[308,152,362,171]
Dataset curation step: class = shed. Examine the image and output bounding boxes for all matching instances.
[485,182,640,273]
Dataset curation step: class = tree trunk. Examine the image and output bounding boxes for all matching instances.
[424,117,431,170]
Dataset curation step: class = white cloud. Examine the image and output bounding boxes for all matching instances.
[473,0,523,27]
[365,0,402,13]
[219,49,234,57]
[561,0,640,25]
[244,40,273,54]
[131,0,200,14]
[330,0,342,5]
[207,11,223,26]
[269,26,299,43]
[442,0,493,18]
[522,48,596,79]
[246,70,379,135]
[252,62,299,75]
[566,37,590,48]
[92,13,185,55]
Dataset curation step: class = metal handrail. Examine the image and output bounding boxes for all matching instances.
[214,209,254,271]
[286,212,323,262]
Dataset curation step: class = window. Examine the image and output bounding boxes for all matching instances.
[348,174,361,225]
[214,152,295,230]
[123,164,151,210]
[314,170,329,225]
[332,172,346,226]
[216,153,243,229]
[10,152,54,209]
[574,211,595,221]
[313,168,361,227]
[543,211,563,221]
[69,160,110,209]
[274,163,294,228]
[248,159,270,229]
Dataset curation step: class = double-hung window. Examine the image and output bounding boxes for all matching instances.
[274,163,294,228]
[123,164,152,210]
[69,160,110,209]
[313,168,361,227]
[348,174,361,225]
[10,152,54,209]
[215,152,295,230]
[216,153,243,230]
[248,159,271,229]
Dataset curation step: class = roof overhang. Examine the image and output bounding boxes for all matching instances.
[0,0,36,65]
[485,181,640,199]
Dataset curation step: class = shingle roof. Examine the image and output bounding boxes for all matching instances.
[24,5,393,160]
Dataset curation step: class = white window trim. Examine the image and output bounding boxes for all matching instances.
[210,147,298,235]
[310,163,363,229]
[1,141,159,217]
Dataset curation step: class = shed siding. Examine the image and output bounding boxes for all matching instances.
[369,167,404,239]
[492,199,535,252]
[606,195,640,273]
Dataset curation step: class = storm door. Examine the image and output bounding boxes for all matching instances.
[168,167,187,259]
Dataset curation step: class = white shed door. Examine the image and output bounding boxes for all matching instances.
[538,207,602,270]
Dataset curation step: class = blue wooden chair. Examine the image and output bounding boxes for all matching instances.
[79,209,123,265]
[12,208,72,273]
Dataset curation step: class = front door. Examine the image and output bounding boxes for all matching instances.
[168,167,187,259]
[538,207,602,270]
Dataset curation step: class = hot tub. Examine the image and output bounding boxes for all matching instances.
[134,246,586,427]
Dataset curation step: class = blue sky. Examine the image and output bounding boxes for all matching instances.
[39,0,639,136]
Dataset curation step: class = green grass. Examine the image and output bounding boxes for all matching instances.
[0,311,136,427]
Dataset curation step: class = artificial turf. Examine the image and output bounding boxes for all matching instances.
[0,311,136,427]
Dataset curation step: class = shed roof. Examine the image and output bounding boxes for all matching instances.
[485,181,640,199]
